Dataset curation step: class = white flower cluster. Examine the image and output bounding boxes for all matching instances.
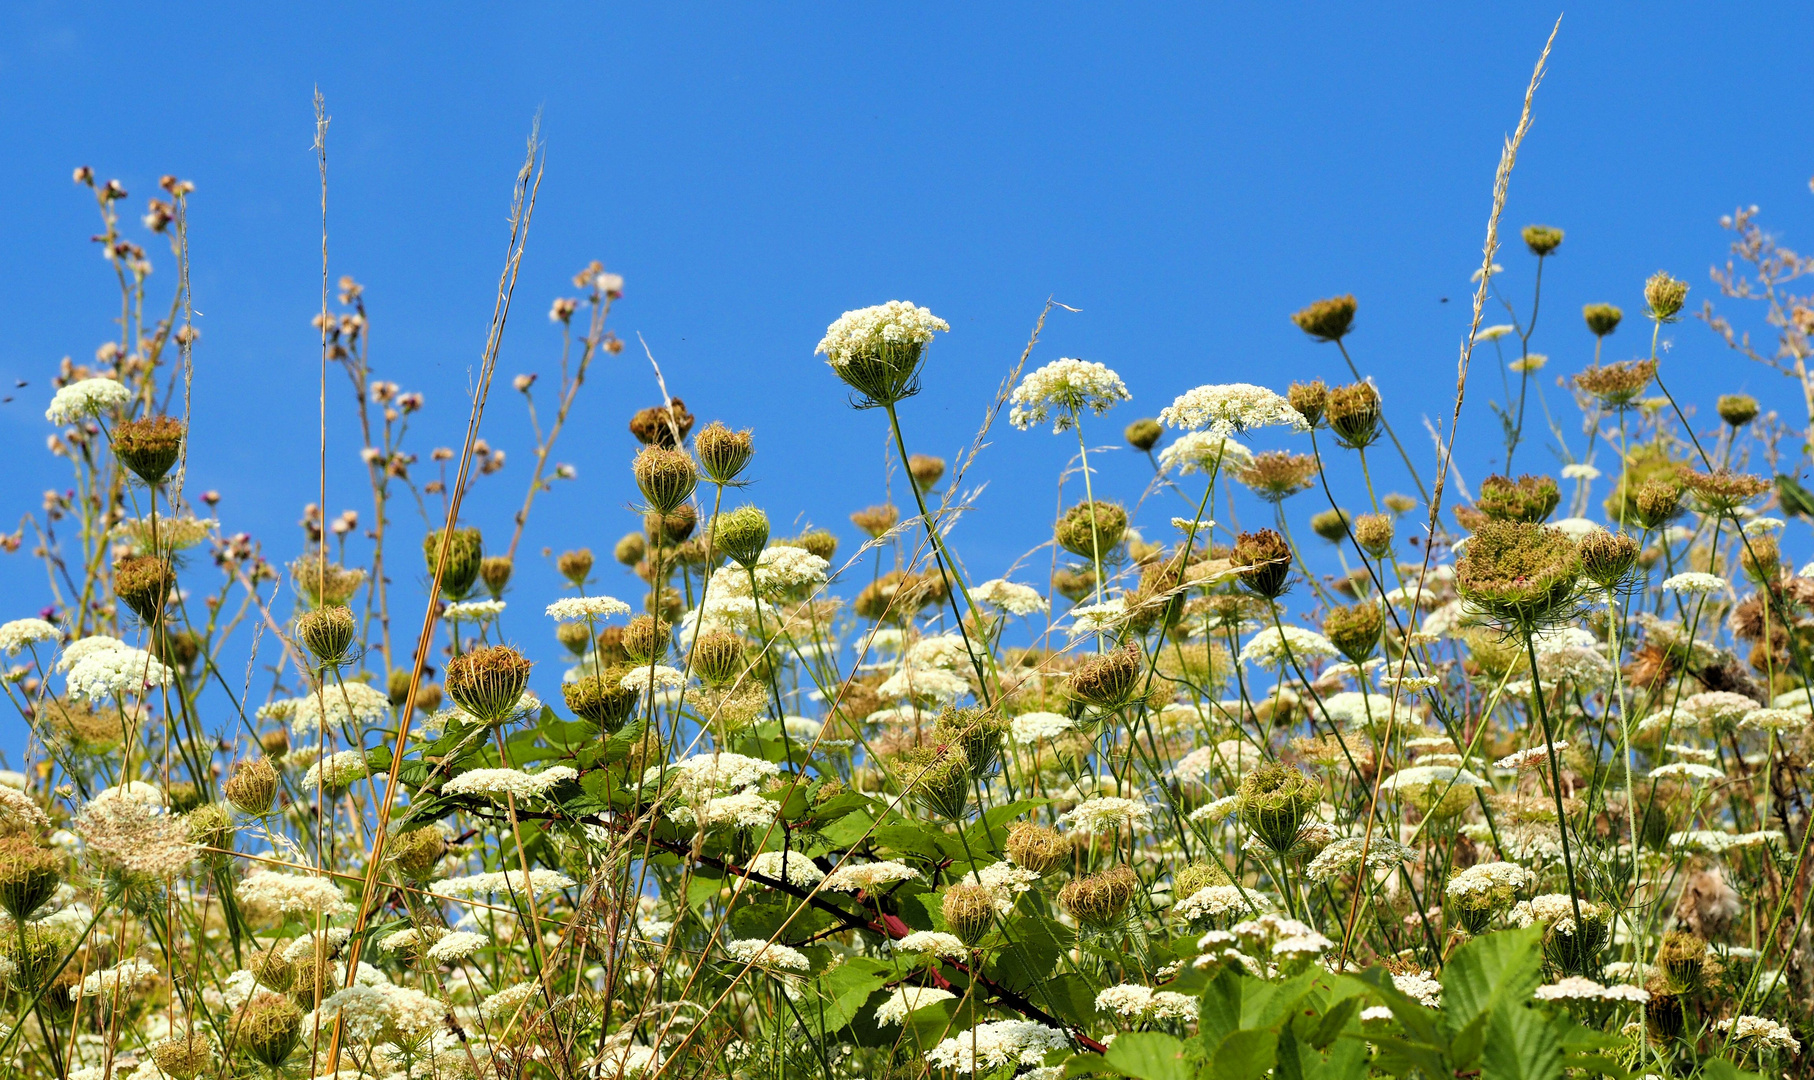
[1716,1015,1802,1054]
[425,930,490,962]
[1444,861,1533,902]
[1684,691,1760,726]
[1158,432,1254,476]
[1231,914,1334,958]
[45,377,131,423]
[546,596,632,622]
[239,870,356,916]
[1158,382,1307,439]
[960,861,1042,912]
[745,850,824,888]
[442,765,577,803]
[1660,571,1727,596]
[873,986,957,1026]
[444,599,506,622]
[1011,711,1074,746]
[287,679,394,736]
[925,1020,1070,1073]
[815,301,949,367]
[893,930,968,960]
[302,749,371,791]
[1510,893,1604,935]
[57,635,174,700]
[1094,983,1198,1022]
[0,787,52,833]
[1305,837,1415,883]
[723,937,810,972]
[620,665,689,693]
[1531,976,1647,1003]
[1173,885,1249,922]
[1495,743,1566,771]
[431,869,578,898]
[1059,797,1154,834]
[1008,358,1131,432]
[822,860,920,893]
[1668,829,1782,854]
[0,618,58,654]
[973,578,1048,616]
[1239,626,1337,670]
[646,751,780,802]
[1648,761,1724,781]
[74,957,159,1002]
[697,789,780,830]
[1378,765,1490,794]
[1392,972,1443,1008]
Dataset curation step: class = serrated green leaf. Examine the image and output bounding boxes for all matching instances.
[1440,926,1544,1038]
[1480,1003,1561,1080]
[1098,1032,1191,1080]
[1211,1028,1278,1080]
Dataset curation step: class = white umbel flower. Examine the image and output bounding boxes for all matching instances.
[441,766,577,803]
[744,850,824,888]
[61,636,173,700]
[873,986,957,1026]
[1158,433,1254,476]
[1239,626,1338,669]
[1158,383,1308,439]
[815,301,949,367]
[1008,358,1131,432]
[1010,711,1074,745]
[45,377,131,423]
[723,938,810,972]
[822,860,921,892]
[925,1020,1069,1073]
[1059,797,1153,833]
[424,930,489,962]
[546,596,632,621]
[1648,761,1724,780]
[0,618,58,654]
[431,869,577,898]
[1716,1015,1801,1054]
[444,599,506,623]
[973,578,1049,616]
[289,680,393,736]
[1660,572,1727,596]
[893,931,968,959]
[239,870,356,916]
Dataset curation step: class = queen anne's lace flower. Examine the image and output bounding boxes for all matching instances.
[873,986,957,1026]
[46,377,131,423]
[480,982,539,1019]
[620,665,688,693]
[1095,984,1199,1022]
[424,930,489,962]
[240,870,356,916]
[893,931,968,959]
[1158,433,1254,476]
[1159,383,1308,439]
[973,578,1048,616]
[1174,885,1249,922]
[546,596,632,621]
[1239,626,1337,669]
[744,850,824,888]
[1392,972,1443,1008]
[73,957,159,1002]
[925,1020,1069,1073]
[0,618,58,654]
[1059,797,1154,833]
[723,938,810,972]
[431,869,577,898]
[288,680,394,736]
[1445,861,1534,902]
[1661,571,1727,596]
[1533,977,1648,1003]
[1009,358,1132,432]
[815,301,949,366]
[822,860,921,892]
[1305,837,1415,882]
[1495,743,1566,770]
[1011,711,1074,745]
[1741,707,1802,732]
[444,599,506,622]
[302,750,370,791]
[60,636,174,699]
[1716,1015,1802,1054]
[1649,762,1724,780]
[441,766,577,803]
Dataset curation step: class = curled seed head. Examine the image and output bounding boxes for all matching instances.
[695,420,755,484]
[112,414,186,485]
[1582,302,1623,337]
[1310,508,1351,543]
[1352,513,1394,558]
[224,758,279,816]
[633,446,699,514]
[1325,381,1381,449]
[1323,601,1384,664]
[444,645,532,723]
[850,504,900,538]
[713,506,771,568]
[423,527,484,600]
[908,454,946,491]
[114,554,175,622]
[1717,394,1760,428]
[1521,224,1564,255]
[1058,864,1139,928]
[1231,529,1292,599]
[1124,417,1163,451]
[942,884,996,946]
[480,555,513,598]
[1577,529,1640,589]
[297,605,355,666]
[691,631,748,687]
[628,398,694,447]
[621,615,672,664]
[1054,501,1128,559]
[388,825,448,881]
[1644,270,1689,323]
[1287,379,1328,427]
[1004,822,1070,876]
[1290,295,1357,342]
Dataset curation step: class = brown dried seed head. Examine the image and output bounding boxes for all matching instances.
[1290,295,1357,342]
[1521,224,1564,255]
[112,415,185,484]
[695,420,754,484]
[628,397,694,447]
[224,758,279,816]
[444,645,532,723]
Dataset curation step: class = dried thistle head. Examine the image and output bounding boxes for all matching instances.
[423,527,484,600]
[1644,270,1689,323]
[695,420,754,484]
[1717,393,1759,428]
[1573,359,1656,408]
[1325,381,1381,449]
[1454,519,1582,630]
[1231,529,1291,599]
[1475,474,1560,524]
[1521,224,1564,255]
[1323,601,1384,664]
[1582,302,1623,337]
[1290,294,1357,342]
[1055,501,1128,559]
[224,758,278,816]
[1057,864,1138,928]
[1235,450,1319,502]
[942,884,996,946]
[1124,417,1163,451]
[480,555,513,598]
[1004,822,1070,875]
[850,503,901,538]
[1310,508,1351,543]
[628,398,694,447]
[444,644,532,723]
[1577,529,1640,589]
[633,446,699,514]
[112,414,185,484]
[296,604,355,667]
[114,554,175,622]
[1681,468,1770,515]
[908,454,946,491]
[1070,645,1143,710]
[1352,513,1394,558]
[1287,380,1328,427]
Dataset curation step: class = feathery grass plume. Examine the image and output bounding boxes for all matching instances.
[444,644,532,723]
[943,883,997,946]
[816,300,949,408]
[422,526,484,600]
[111,414,185,484]
[1582,302,1622,337]
[114,554,175,622]
[1231,529,1291,599]
[223,757,278,816]
[1058,864,1138,929]
[1455,520,1583,631]
[1572,359,1656,408]
[1644,270,1689,323]
[713,505,770,568]
[563,670,639,732]
[1287,379,1328,427]
[633,445,698,514]
[1235,450,1318,502]
[480,554,513,598]
[1004,822,1070,875]
[1352,513,1394,557]
[1324,381,1382,449]
[695,420,754,484]
[1310,507,1351,543]
[290,555,366,607]
[1681,467,1771,514]
[628,397,695,447]
[1468,474,1559,526]
[296,604,354,666]
[1717,393,1759,427]
[1323,601,1384,664]
[1055,501,1128,558]
[1522,224,1564,255]
[1237,762,1322,855]
[1124,417,1162,450]
[1577,529,1639,589]
[850,503,900,538]
[1290,294,1357,342]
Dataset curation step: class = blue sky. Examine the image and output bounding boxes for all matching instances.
[1,4,1809,715]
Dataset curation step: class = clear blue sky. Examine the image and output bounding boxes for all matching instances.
[0,4,1808,703]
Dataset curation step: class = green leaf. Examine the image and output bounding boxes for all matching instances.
[1480,1003,1561,1080]
[814,956,889,1031]
[1309,996,1359,1051]
[986,915,1065,995]
[1099,1032,1192,1080]
[1210,1028,1279,1080]
[1699,1059,1767,1080]
[1196,966,1245,1048]
[1440,926,1544,1038]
